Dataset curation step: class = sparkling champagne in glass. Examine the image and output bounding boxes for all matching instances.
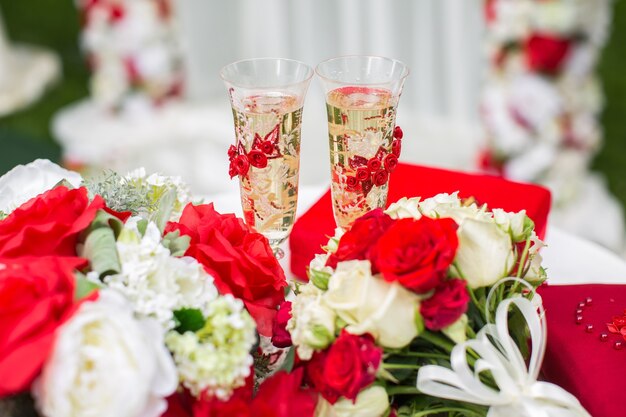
[317,56,409,230]
[221,59,313,259]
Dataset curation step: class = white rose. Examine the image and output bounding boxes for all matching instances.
[492,208,532,242]
[418,192,462,216]
[0,159,82,214]
[420,192,491,224]
[442,314,468,345]
[385,197,422,220]
[288,283,336,360]
[531,2,579,34]
[452,219,516,289]
[315,386,390,417]
[34,290,177,417]
[324,260,420,348]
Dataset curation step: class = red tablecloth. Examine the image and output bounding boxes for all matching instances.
[540,284,626,417]
[290,163,552,280]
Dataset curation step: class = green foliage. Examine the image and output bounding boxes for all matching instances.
[74,272,102,301]
[162,230,191,257]
[173,308,206,334]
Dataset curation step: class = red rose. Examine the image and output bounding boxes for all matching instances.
[0,186,104,258]
[393,126,403,139]
[261,141,275,155]
[228,145,237,160]
[166,203,287,337]
[371,217,459,294]
[373,169,388,187]
[253,369,318,417]
[271,301,293,348]
[248,150,268,169]
[345,175,359,191]
[384,154,398,172]
[525,33,571,74]
[0,256,86,397]
[229,162,239,179]
[326,208,393,269]
[355,166,370,182]
[306,331,382,404]
[234,155,250,176]
[392,139,402,157]
[367,158,382,173]
[420,279,470,330]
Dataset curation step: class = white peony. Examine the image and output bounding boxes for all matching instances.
[105,217,218,330]
[287,283,336,360]
[385,197,422,220]
[0,159,82,214]
[452,218,516,289]
[315,386,390,417]
[324,260,420,349]
[34,290,177,417]
[165,295,256,400]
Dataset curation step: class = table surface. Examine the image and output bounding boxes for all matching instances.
[207,185,626,286]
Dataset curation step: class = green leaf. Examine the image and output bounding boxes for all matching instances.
[74,272,102,301]
[136,218,149,237]
[279,347,296,373]
[87,209,125,238]
[173,308,206,333]
[152,188,176,233]
[82,227,122,278]
[309,268,331,291]
[162,230,191,257]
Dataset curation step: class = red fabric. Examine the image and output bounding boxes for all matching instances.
[290,163,551,280]
[539,285,626,417]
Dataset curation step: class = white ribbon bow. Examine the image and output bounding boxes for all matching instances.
[417,294,591,417]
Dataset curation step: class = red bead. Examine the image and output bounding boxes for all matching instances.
[393,126,403,139]
[600,333,609,342]
[585,325,594,333]
[578,302,586,309]
[614,341,624,350]
[576,309,583,315]
[585,297,593,306]
[576,316,583,325]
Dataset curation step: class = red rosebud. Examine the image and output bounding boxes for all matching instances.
[349,155,369,169]
[326,208,393,269]
[393,126,403,139]
[384,153,398,172]
[367,158,382,173]
[525,33,572,74]
[346,175,359,191]
[305,331,382,404]
[362,179,373,196]
[356,167,370,182]
[392,139,402,157]
[261,141,275,155]
[373,169,388,187]
[371,217,459,294]
[271,301,293,348]
[229,161,239,179]
[420,279,470,330]
[248,150,268,169]
[234,155,250,176]
[228,145,237,160]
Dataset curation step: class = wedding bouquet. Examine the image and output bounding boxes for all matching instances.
[480,0,612,201]
[276,193,588,416]
[0,160,315,417]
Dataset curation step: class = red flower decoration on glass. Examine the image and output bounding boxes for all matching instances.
[421,279,470,330]
[607,311,626,340]
[305,331,382,404]
[525,33,572,75]
[228,124,281,179]
[165,203,287,337]
[371,217,459,294]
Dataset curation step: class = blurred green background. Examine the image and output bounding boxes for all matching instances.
[0,0,625,205]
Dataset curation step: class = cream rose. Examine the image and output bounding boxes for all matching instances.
[0,159,82,214]
[34,290,177,417]
[324,260,421,348]
[315,386,390,417]
[385,197,421,220]
[452,218,516,289]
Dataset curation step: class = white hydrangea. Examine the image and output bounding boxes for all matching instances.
[287,283,336,360]
[105,217,218,331]
[165,295,256,400]
[125,168,192,221]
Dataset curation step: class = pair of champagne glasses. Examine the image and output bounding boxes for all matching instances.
[221,56,409,259]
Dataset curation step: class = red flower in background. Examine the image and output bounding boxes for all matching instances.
[421,279,470,330]
[0,256,87,397]
[325,209,393,269]
[0,186,104,258]
[166,203,287,337]
[525,33,572,74]
[306,331,382,404]
[271,301,293,348]
[371,217,459,294]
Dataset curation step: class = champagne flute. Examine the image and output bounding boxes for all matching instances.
[316,56,409,230]
[221,58,313,259]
